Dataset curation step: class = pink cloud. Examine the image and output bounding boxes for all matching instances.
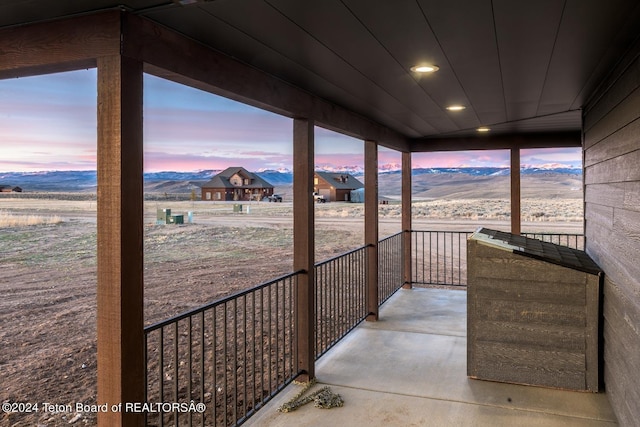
[143,151,292,172]
[412,148,582,169]
[0,71,582,173]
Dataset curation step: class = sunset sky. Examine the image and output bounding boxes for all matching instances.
[0,69,581,172]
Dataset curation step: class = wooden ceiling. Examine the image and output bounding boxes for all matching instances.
[2,0,640,145]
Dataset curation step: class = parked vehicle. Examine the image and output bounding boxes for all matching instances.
[312,192,327,203]
[264,194,283,202]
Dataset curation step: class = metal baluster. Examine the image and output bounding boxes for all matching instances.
[159,328,164,427]
[173,322,179,426]
[199,311,205,427]
[188,316,192,427]
[222,303,228,427]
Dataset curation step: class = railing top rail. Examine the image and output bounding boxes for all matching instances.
[145,242,377,334]
[144,269,304,333]
[412,230,583,236]
[314,243,373,268]
[411,230,474,233]
[378,231,403,243]
[146,230,584,333]
[522,232,584,236]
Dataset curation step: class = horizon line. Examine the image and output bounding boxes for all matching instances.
[0,164,583,175]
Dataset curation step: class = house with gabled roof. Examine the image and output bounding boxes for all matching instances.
[314,171,363,202]
[0,185,21,193]
[200,167,274,201]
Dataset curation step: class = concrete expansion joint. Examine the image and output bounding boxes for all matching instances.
[317,383,614,424]
[362,323,466,339]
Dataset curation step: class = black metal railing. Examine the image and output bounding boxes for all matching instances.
[378,231,404,304]
[521,232,584,250]
[411,230,584,287]
[144,232,407,426]
[313,232,405,358]
[314,245,369,359]
[143,228,586,426]
[412,231,472,287]
[144,271,301,427]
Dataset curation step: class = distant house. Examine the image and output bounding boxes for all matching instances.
[0,185,21,193]
[200,167,274,201]
[314,172,364,202]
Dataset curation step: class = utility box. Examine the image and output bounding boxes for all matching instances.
[157,208,171,225]
[169,214,184,225]
[467,228,603,392]
[233,204,243,213]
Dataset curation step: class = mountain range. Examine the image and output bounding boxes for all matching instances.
[0,166,581,193]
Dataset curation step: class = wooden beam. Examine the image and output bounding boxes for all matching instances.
[511,147,521,235]
[365,140,379,321]
[402,152,412,289]
[118,13,408,152]
[293,118,315,380]
[96,54,144,427]
[0,10,121,79]
[409,131,581,152]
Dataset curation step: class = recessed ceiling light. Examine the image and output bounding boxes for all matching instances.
[477,127,491,132]
[410,65,439,73]
[446,105,466,111]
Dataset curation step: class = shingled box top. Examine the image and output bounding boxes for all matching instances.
[471,228,602,275]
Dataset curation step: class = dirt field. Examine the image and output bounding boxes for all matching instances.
[0,196,582,426]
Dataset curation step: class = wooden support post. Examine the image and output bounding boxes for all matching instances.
[96,55,144,427]
[402,152,412,289]
[511,147,521,235]
[293,118,315,381]
[365,140,379,321]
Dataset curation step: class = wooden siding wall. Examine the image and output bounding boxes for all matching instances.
[467,241,600,391]
[583,39,640,426]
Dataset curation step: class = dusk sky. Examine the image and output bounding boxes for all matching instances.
[0,69,581,172]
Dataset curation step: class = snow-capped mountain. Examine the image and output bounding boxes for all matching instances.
[0,165,581,193]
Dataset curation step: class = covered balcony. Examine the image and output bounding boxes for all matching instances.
[2,2,639,427]
[248,287,615,427]
[141,230,607,426]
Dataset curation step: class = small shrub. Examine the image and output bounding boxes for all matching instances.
[0,210,63,228]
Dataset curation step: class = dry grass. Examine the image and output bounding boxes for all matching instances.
[312,198,583,223]
[410,198,583,222]
[0,210,62,227]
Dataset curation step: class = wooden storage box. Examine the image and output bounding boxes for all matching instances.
[467,228,603,391]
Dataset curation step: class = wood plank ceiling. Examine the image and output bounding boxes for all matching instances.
[2,0,640,145]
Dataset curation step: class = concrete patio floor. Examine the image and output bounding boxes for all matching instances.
[246,287,616,427]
